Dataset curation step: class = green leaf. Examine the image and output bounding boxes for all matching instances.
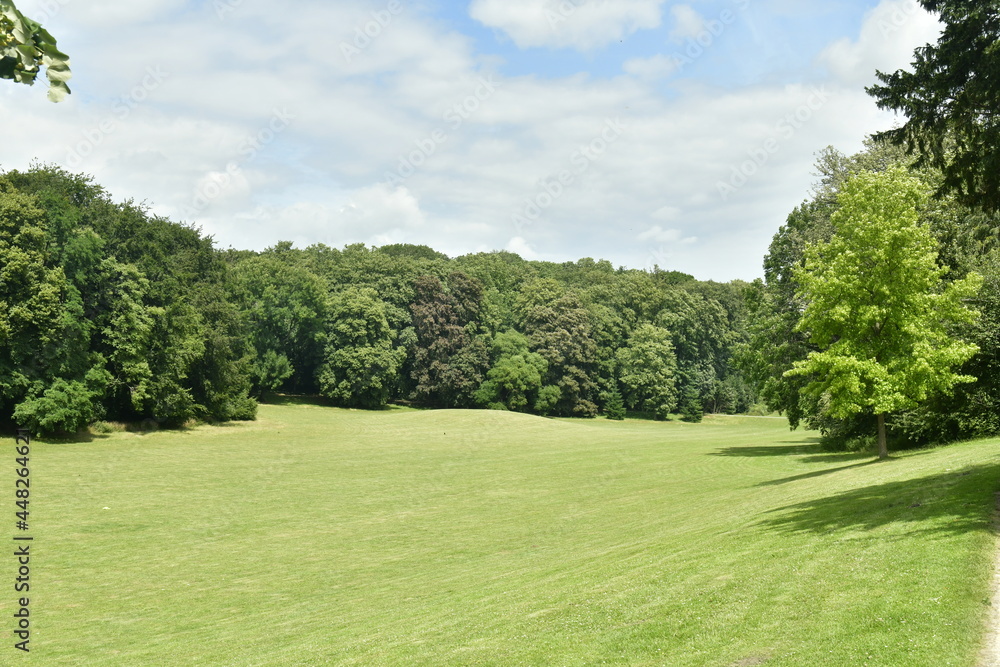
[46,79,68,102]
[0,0,70,101]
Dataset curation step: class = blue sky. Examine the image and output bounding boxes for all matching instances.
[1,0,941,280]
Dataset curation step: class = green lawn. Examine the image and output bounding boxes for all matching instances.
[16,404,1000,665]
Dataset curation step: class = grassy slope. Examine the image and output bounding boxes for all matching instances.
[18,404,1000,665]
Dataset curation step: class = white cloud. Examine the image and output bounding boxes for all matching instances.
[506,236,541,260]
[338,184,426,230]
[197,185,428,253]
[651,206,681,221]
[669,4,705,42]
[623,54,682,80]
[637,225,696,244]
[469,0,666,51]
[817,0,941,86]
[21,0,176,28]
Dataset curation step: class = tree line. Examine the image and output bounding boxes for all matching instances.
[0,166,755,435]
[3,149,999,450]
[4,137,998,451]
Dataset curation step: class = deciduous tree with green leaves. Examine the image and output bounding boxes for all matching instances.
[317,287,403,410]
[616,323,678,420]
[786,167,982,459]
[474,330,550,412]
[1,0,70,101]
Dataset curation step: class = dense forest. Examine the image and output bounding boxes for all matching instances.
[3,128,1000,453]
[0,164,754,435]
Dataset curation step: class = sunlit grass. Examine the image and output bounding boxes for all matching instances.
[15,404,1000,665]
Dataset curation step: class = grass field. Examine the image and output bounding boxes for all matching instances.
[15,402,1000,665]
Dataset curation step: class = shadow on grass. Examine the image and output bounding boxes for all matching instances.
[259,393,422,411]
[756,460,880,487]
[760,462,1000,537]
[259,393,337,407]
[711,441,822,458]
[31,432,112,444]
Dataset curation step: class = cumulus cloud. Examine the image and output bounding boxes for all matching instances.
[623,54,682,80]
[199,185,428,252]
[344,184,424,223]
[506,236,541,260]
[669,4,706,42]
[637,225,696,244]
[54,0,177,28]
[469,0,666,51]
[651,206,681,221]
[817,0,941,86]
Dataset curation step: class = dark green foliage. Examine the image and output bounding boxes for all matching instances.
[376,243,449,262]
[517,280,599,417]
[318,288,403,409]
[410,273,490,407]
[0,166,256,434]
[187,286,257,422]
[893,248,1000,445]
[616,323,678,420]
[655,286,736,415]
[230,254,327,394]
[218,239,756,421]
[604,385,626,421]
[679,385,703,423]
[13,373,104,435]
[474,331,548,412]
[255,351,294,394]
[867,0,1000,212]
[1,165,770,433]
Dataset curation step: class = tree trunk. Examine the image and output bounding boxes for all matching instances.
[877,413,888,459]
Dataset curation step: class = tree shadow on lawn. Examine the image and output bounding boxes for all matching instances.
[259,393,337,407]
[712,444,818,457]
[716,440,947,488]
[260,394,429,411]
[759,462,1000,537]
[710,438,863,462]
[714,441,940,464]
[755,460,881,487]
[711,439,932,467]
